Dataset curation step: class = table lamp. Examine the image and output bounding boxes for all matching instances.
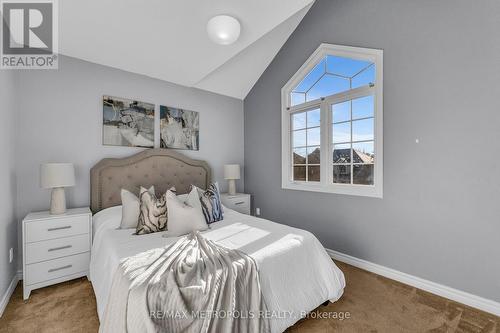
[224,164,240,196]
[40,163,75,215]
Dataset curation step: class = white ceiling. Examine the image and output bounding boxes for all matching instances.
[60,0,314,100]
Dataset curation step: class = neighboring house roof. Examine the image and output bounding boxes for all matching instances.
[293,148,374,164]
[353,150,374,164]
[333,148,374,164]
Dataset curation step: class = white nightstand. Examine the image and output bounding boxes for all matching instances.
[220,193,251,215]
[22,207,92,300]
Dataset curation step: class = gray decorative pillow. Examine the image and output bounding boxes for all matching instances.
[136,186,175,235]
[196,182,223,224]
[120,186,154,229]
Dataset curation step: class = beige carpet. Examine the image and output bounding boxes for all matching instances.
[1,261,498,332]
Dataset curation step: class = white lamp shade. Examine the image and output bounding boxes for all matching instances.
[224,164,240,180]
[207,15,241,45]
[40,163,76,189]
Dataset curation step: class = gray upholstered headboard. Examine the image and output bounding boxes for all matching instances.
[90,149,211,213]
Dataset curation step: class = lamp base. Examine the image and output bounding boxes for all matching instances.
[50,187,67,215]
[227,179,236,196]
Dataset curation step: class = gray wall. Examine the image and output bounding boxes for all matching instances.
[244,0,500,301]
[0,71,18,300]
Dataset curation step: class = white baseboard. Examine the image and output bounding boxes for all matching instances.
[326,248,500,317]
[0,273,20,317]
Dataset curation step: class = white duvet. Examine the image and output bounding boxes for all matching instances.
[90,206,345,333]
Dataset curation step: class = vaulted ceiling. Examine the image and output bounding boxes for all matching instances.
[59,0,314,99]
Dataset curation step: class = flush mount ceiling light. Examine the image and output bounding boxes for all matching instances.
[207,15,241,45]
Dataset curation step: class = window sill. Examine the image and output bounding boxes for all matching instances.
[282,181,383,198]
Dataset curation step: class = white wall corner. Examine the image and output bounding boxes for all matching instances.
[326,248,500,317]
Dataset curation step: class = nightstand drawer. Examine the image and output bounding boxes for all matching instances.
[221,194,251,215]
[25,215,89,243]
[25,252,90,286]
[25,234,90,264]
[227,200,250,210]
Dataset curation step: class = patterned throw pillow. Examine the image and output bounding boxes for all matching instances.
[196,182,223,224]
[120,186,154,229]
[136,186,175,235]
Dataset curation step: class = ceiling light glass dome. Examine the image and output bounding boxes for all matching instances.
[207,15,241,45]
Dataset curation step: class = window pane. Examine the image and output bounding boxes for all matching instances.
[291,92,306,106]
[292,130,306,147]
[326,55,373,77]
[352,95,374,120]
[293,129,306,147]
[333,165,351,184]
[352,64,375,89]
[353,164,374,185]
[332,101,350,123]
[293,148,307,164]
[307,127,320,146]
[333,122,351,143]
[293,166,306,181]
[292,112,306,130]
[306,74,350,101]
[307,109,320,127]
[307,146,320,164]
[352,118,374,142]
[333,144,351,163]
[294,58,326,93]
[352,141,374,163]
[308,166,320,182]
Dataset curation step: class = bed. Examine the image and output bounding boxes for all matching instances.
[89,149,345,333]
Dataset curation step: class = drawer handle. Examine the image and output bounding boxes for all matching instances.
[234,201,245,205]
[48,245,72,252]
[47,226,72,232]
[48,264,72,273]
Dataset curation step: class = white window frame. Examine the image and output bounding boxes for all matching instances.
[281,43,383,198]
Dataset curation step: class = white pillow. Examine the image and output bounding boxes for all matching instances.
[166,187,208,236]
[176,193,189,201]
[120,186,154,229]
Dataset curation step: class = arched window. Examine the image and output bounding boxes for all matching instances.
[281,44,383,197]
